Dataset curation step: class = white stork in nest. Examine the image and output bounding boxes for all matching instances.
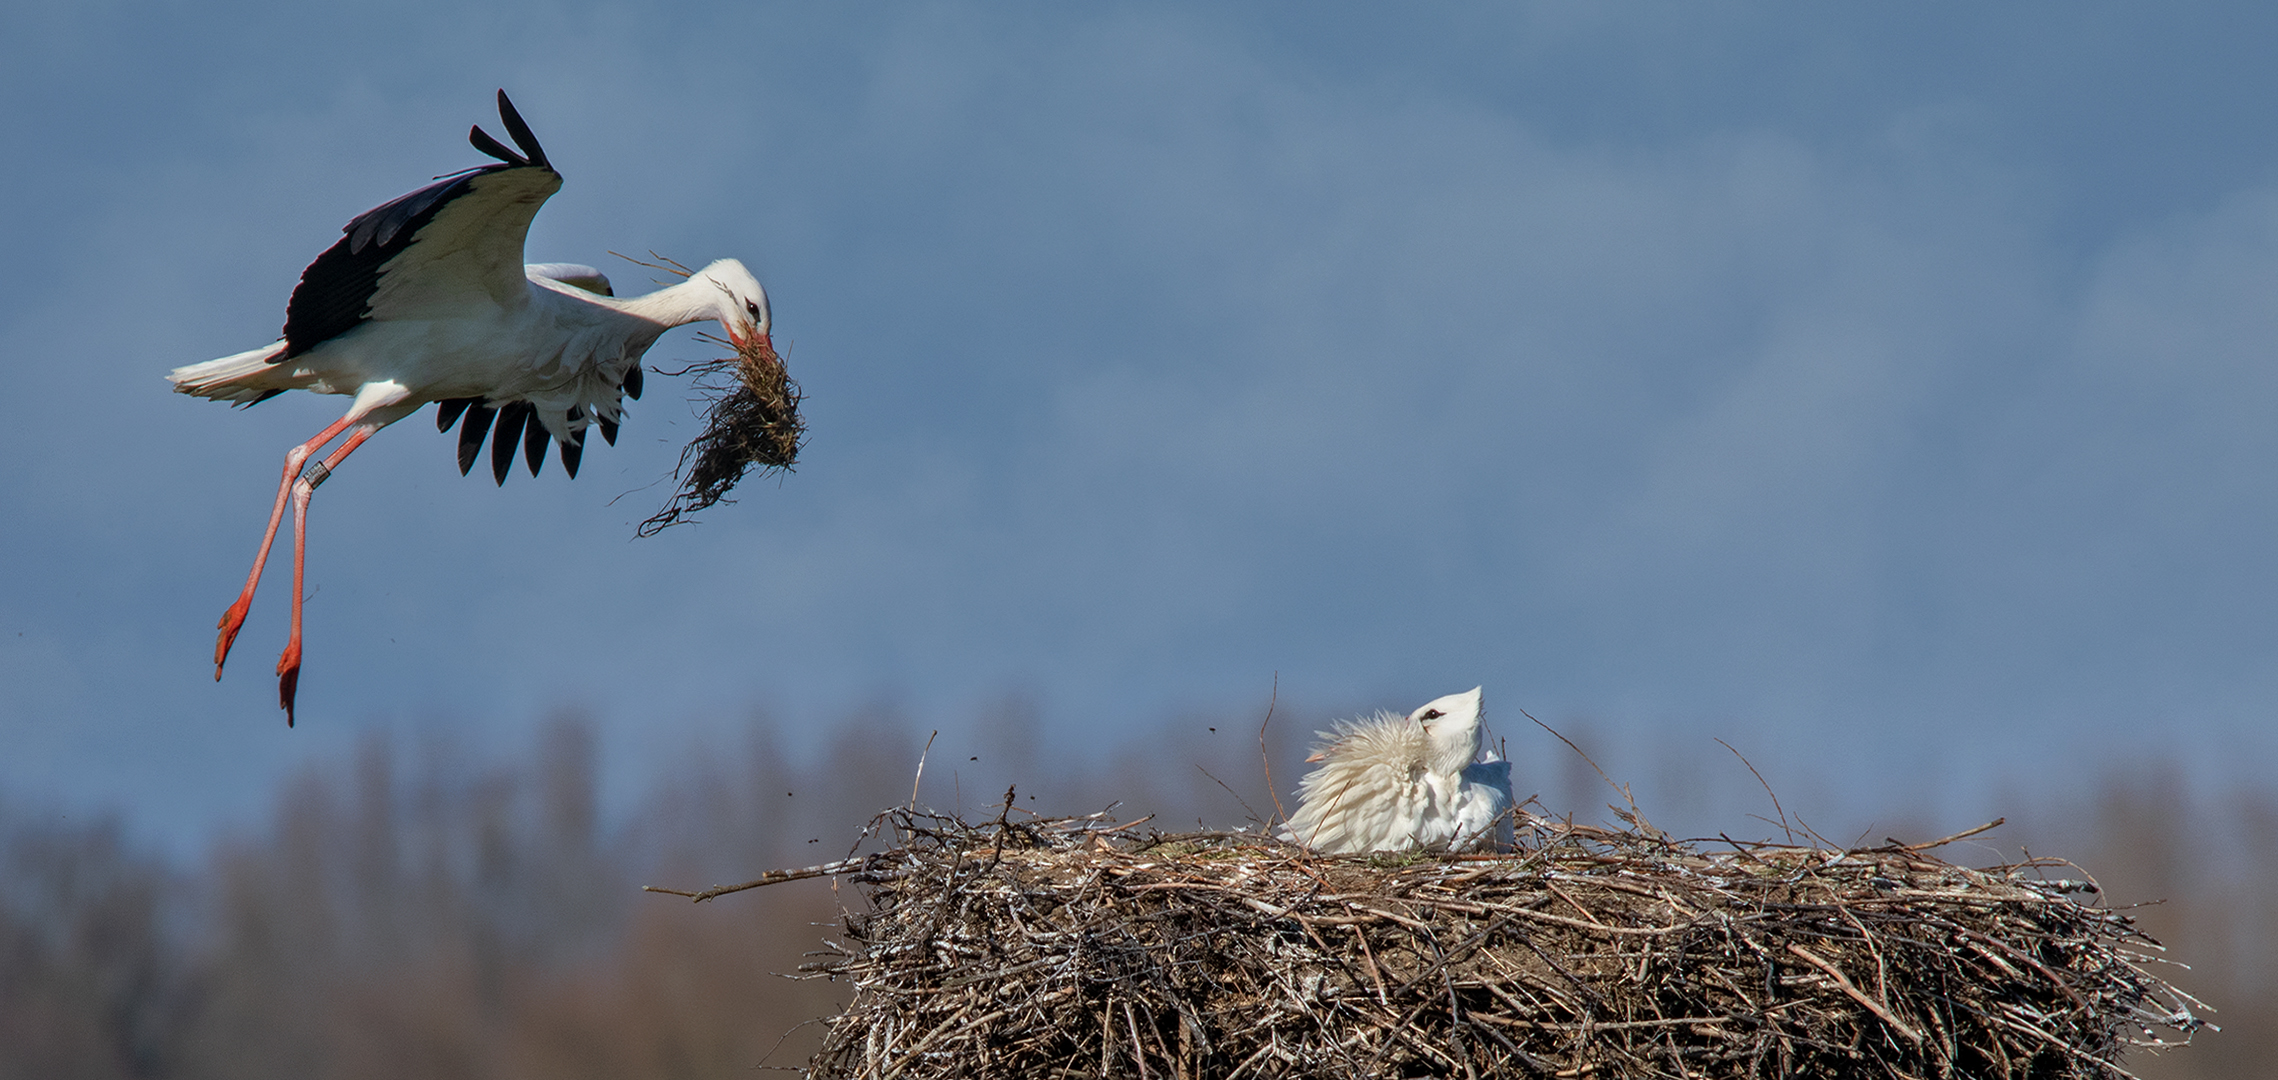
[171,91,774,725]
[1277,687,1515,854]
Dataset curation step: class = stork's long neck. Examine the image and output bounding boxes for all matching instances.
[614,275,723,330]
[1428,721,1482,776]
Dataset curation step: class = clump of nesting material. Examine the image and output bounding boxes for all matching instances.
[637,329,804,536]
[751,807,2201,1080]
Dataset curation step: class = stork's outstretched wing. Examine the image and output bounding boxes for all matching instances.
[276,91,562,359]
[526,262,613,295]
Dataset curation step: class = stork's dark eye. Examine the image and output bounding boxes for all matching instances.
[745,300,760,317]
[1421,709,1445,720]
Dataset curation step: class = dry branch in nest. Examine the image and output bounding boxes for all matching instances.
[666,806,2205,1079]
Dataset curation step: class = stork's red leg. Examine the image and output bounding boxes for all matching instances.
[275,426,379,727]
[275,474,310,725]
[216,416,356,678]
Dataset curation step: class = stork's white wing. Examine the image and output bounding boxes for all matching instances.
[363,167,561,317]
[526,262,614,295]
[277,92,561,358]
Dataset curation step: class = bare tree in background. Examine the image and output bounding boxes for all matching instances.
[0,803,181,1080]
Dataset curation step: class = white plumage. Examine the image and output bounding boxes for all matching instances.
[171,91,774,725]
[1277,687,1515,854]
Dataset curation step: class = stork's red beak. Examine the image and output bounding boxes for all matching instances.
[728,325,772,353]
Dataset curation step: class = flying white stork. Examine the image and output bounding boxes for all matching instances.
[1277,687,1516,854]
[170,91,774,725]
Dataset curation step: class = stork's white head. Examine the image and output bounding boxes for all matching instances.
[694,259,772,351]
[1410,687,1486,777]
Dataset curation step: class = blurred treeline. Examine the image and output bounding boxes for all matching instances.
[1,704,2270,1078]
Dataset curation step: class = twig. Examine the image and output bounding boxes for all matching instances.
[643,855,868,902]
[607,248,695,278]
[1525,710,1659,838]
[1717,738,1792,843]
[1196,763,1266,827]
[1785,943,1924,1045]
[911,730,937,812]
[1260,674,1287,827]
[1900,818,2005,852]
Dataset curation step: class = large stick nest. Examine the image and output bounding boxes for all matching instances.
[638,331,805,537]
[761,807,2202,1079]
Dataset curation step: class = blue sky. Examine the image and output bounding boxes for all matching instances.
[4,2,2277,851]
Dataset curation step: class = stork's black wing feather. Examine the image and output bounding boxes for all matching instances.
[521,413,549,478]
[490,402,530,485]
[468,125,524,166]
[622,363,643,400]
[494,91,550,169]
[279,172,486,358]
[559,431,584,478]
[435,397,474,433]
[457,403,496,475]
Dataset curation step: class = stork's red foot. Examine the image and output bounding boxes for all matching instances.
[275,643,302,727]
[215,596,253,679]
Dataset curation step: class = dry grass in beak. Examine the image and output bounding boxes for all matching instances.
[638,332,805,537]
